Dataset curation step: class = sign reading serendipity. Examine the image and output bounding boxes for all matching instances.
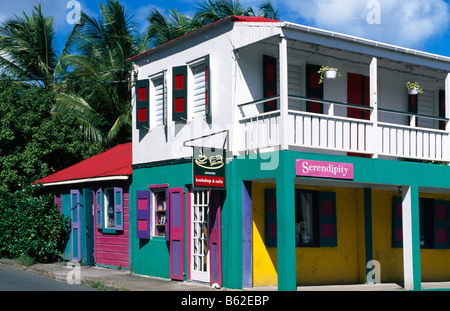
[193,147,226,189]
[296,159,354,180]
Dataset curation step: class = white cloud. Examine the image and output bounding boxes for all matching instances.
[276,0,450,49]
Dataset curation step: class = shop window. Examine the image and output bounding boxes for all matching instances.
[392,197,450,249]
[295,190,318,246]
[96,187,123,232]
[265,189,337,248]
[152,189,167,237]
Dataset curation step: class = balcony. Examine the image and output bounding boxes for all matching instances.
[237,95,450,163]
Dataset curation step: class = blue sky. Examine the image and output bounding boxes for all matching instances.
[1,0,450,57]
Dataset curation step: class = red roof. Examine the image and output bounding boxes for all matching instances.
[37,143,132,185]
[126,15,279,62]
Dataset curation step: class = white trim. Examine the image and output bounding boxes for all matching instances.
[40,175,129,187]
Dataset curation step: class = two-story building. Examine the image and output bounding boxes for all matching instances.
[127,15,450,291]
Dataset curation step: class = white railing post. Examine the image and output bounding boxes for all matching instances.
[445,73,450,162]
[279,35,289,150]
[370,57,379,158]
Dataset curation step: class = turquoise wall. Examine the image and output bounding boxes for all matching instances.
[131,162,191,279]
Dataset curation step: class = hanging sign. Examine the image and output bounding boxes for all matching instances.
[193,147,226,189]
[296,159,354,180]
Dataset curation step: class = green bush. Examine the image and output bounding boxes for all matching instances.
[0,186,70,263]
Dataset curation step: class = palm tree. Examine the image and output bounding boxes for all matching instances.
[0,4,58,89]
[258,0,280,20]
[145,8,202,48]
[194,0,255,25]
[55,0,143,144]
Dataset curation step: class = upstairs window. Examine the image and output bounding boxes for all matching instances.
[151,73,166,128]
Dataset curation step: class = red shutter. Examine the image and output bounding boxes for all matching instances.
[306,64,324,113]
[172,66,188,122]
[434,200,450,249]
[318,192,337,247]
[263,55,278,112]
[136,79,149,129]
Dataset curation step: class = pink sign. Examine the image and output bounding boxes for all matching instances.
[296,159,354,180]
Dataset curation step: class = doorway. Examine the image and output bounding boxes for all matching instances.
[191,189,210,282]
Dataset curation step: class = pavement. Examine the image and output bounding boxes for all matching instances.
[1,258,450,291]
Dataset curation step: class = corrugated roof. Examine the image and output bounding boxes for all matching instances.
[126,15,280,62]
[36,142,132,185]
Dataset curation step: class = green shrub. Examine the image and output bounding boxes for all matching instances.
[0,185,70,263]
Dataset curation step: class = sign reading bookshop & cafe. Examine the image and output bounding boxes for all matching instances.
[193,146,225,189]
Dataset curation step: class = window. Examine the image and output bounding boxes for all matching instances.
[96,187,124,232]
[190,57,209,118]
[295,190,318,246]
[265,189,337,247]
[104,188,115,228]
[152,189,167,237]
[392,197,450,249]
[151,73,166,128]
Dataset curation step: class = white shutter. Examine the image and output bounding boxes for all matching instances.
[153,77,165,127]
[192,63,206,118]
[418,90,435,129]
[288,64,302,110]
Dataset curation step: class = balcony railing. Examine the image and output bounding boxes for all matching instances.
[237,95,450,162]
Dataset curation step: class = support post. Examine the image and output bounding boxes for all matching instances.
[401,185,421,290]
[445,73,450,163]
[370,57,378,158]
[276,150,296,291]
[279,35,289,150]
[364,188,374,283]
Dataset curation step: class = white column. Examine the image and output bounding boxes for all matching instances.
[402,185,421,290]
[279,35,289,150]
[445,73,450,162]
[370,57,378,158]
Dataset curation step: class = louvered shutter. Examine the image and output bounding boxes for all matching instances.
[136,79,149,129]
[96,188,103,229]
[318,192,337,247]
[392,197,403,248]
[263,55,278,112]
[172,66,187,122]
[114,187,124,231]
[439,90,446,130]
[306,64,324,113]
[153,77,165,127]
[434,200,450,249]
[265,189,277,247]
[136,190,150,239]
[192,55,211,118]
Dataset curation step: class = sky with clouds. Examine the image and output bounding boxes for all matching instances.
[0,0,450,56]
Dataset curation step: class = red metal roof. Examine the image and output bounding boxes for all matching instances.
[36,142,132,185]
[126,15,279,62]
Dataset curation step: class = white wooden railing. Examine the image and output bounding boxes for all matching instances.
[237,96,450,162]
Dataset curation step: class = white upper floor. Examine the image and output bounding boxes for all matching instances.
[129,16,450,166]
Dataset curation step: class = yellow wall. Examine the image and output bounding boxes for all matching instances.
[252,182,366,286]
[252,183,450,286]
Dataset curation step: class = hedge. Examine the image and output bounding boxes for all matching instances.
[0,186,70,263]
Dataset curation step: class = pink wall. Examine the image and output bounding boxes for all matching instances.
[95,189,130,269]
